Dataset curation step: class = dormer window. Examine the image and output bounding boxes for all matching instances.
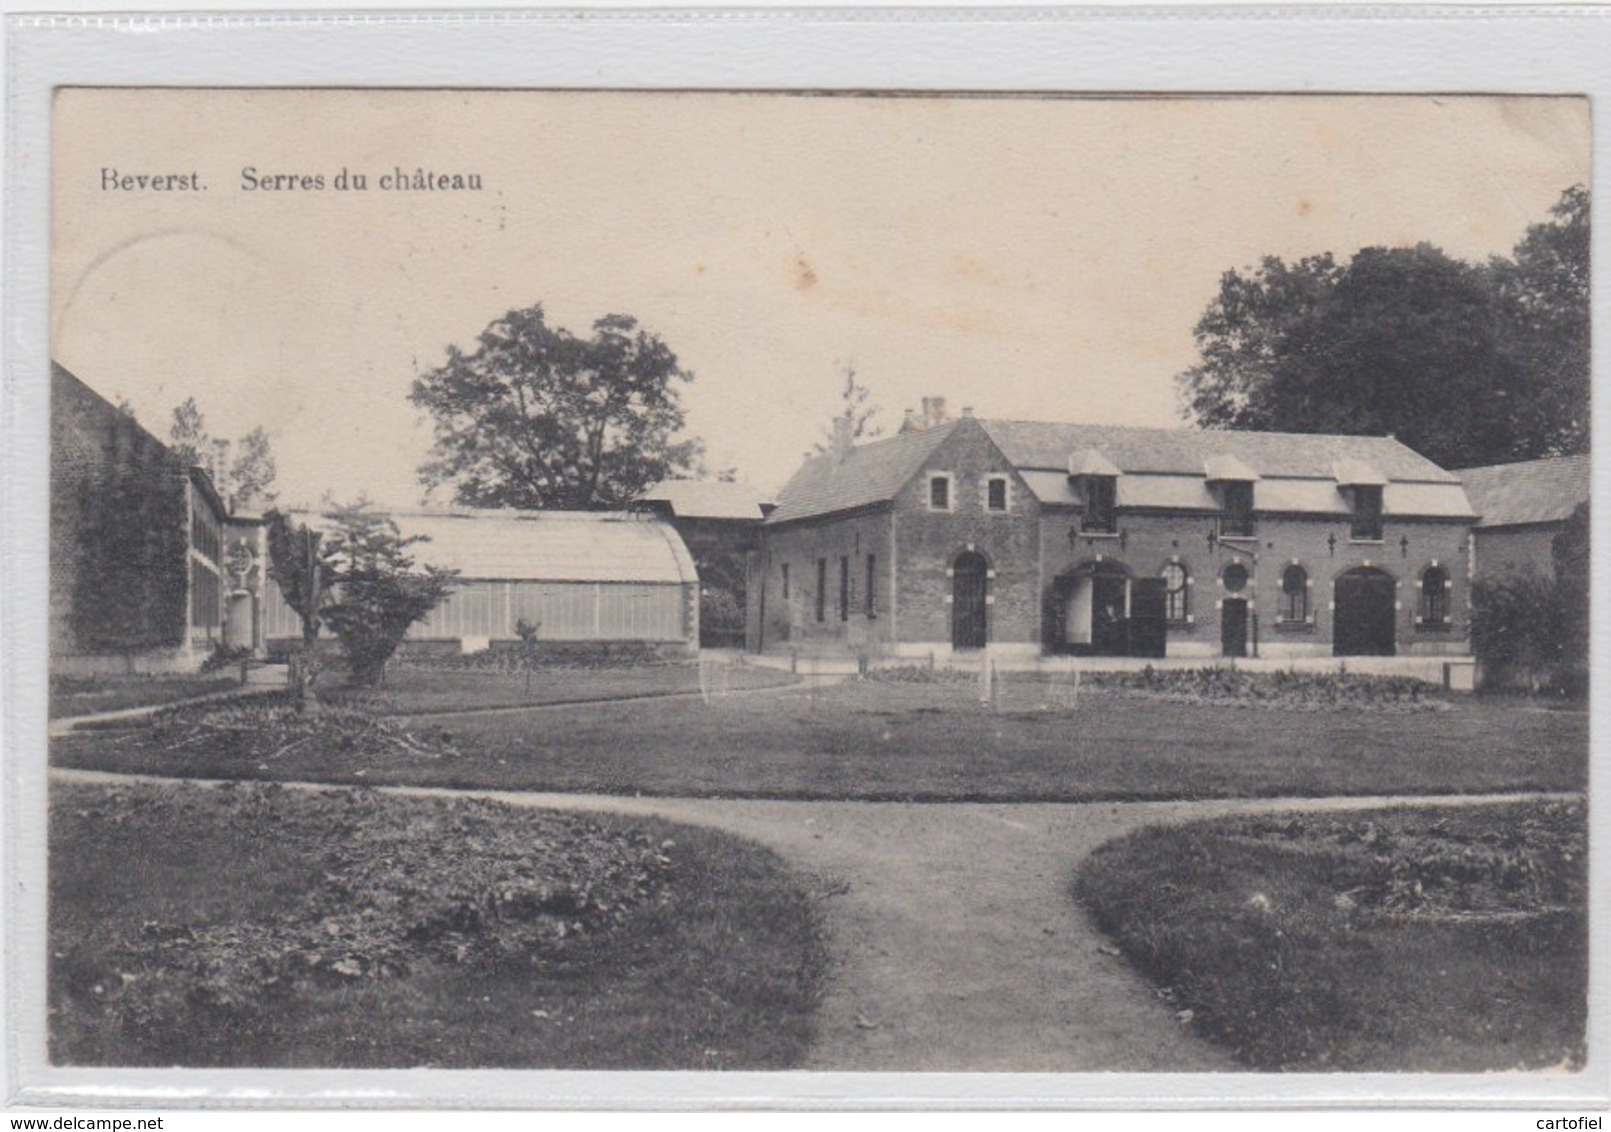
[1081,475,1117,533]
[1220,480,1255,538]
[1333,459,1388,542]
[1204,453,1259,539]
[1350,485,1384,541]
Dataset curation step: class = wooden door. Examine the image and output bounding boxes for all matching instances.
[1221,598,1249,658]
[1334,569,1396,656]
[1130,577,1168,659]
[952,552,989,650]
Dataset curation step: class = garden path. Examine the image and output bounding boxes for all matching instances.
[305,783,1572,1073]
[48,768,1565,1073]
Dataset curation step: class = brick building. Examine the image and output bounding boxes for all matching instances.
[748,407,1477,660]
[637,480,775,648]
[50,363,265,673]
[1458,454,1591,581]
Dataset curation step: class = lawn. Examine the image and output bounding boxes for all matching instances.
[1074,801,1587,1071]
[318,661,798,714]
[52,677,1587,802]
[50,780,828,1069]
[49,674,241,720]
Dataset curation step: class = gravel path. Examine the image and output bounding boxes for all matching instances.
[52,768,1567,1073]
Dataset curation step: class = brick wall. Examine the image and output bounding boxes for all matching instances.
[754,510,895,651]
[1041,508,1473,658]
[1473,524,1562,581]
[890,421,1041,648]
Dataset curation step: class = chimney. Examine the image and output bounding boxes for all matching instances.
[831,414,854,461]
[900,408,919,434]
[961,406,974,419]
[928,397,948,426]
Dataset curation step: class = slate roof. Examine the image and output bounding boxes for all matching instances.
[639,479,774,520]
[769,417,1467,524]
[982,419,1459,482]
[767,424,960,524]
[1458,454,1591,529]
[284,508,698,585]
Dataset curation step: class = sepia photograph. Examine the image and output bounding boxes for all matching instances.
[39,85,1591,1088]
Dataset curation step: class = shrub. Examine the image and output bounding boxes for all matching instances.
[319,501,458,687]
[198,643,253,674]
[396,639,678,671]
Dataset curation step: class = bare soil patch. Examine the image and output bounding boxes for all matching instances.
[50,780,828,1069]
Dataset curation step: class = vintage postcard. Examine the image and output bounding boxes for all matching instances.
[17,65,1603,1112]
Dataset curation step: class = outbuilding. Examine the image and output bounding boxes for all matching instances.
[750,405,1477,661]
[1458,454,1590,581]
[262,508,700,654]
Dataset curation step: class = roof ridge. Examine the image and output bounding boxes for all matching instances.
[1457,452,1591,475]
[979,416,1405,445]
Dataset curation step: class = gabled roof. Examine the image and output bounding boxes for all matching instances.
[980,420,1459,483]
[283,508,698,585]
[769,415,1467,524]
[1459,454,1591,529]
[639,479,774,521]
[767,422,961,524]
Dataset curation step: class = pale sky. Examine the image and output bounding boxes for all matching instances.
[52,90,1589,505]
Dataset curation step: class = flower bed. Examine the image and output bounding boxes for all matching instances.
[1081,666,1445,712]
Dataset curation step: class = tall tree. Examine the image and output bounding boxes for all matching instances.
[1176,188,1589,470]
[1491,184,1590,458]
[812,363,883,456]
[410,304,704,510]
[168,397,209,468]
[228,426,279,512]
[167,398,279,511]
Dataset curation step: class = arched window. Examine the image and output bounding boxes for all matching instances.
[1281,564,1309,623]
[1161,562,1189,622]
[1420,565,1451,626]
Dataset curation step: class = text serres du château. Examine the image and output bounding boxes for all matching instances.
[239,166,484,192]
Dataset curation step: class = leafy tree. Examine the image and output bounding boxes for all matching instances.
[411,304,704,510]
[1491,185,1590,458]
[1177,187,1589,469]
[264,509,330,710]
[319,500,458,686]
[167,398,279,511]
[812,363,882,455]
[228,427,279,512]
[168,397,209,467]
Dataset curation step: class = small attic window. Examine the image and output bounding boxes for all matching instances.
[1350,485,1384,542]
[929,474,953,512]
[1081,476,1117,533]
[1220,481,1255,538]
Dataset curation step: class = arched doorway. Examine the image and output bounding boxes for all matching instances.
[951,551,989,650]
[1046,560,1163,657]
[1334,566,1397,656]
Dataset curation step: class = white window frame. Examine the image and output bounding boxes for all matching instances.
[926,471,955,512]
